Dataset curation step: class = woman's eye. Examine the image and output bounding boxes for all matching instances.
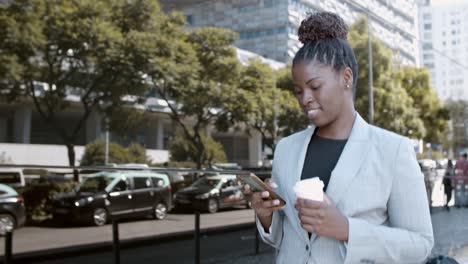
[311,86,320,91]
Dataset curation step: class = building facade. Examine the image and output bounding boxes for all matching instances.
[418,0,468,101]
[161,0,420,66]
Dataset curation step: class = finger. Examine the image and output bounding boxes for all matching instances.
[260,199,281,208]
[298,214,323,226]
[265,178,278,189]
[298,207,325,218]
[260,191,270,199]
[243,184,251,195]
[298,198,324,209]
[323,193,335,206]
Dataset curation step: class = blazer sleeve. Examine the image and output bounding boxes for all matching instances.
[255,139,285,249]
[344,137,434,264]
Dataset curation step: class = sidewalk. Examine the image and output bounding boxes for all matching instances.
[221,206,468,264]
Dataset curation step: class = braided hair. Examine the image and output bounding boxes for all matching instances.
[293,12,358,97]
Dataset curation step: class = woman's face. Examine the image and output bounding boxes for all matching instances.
[292,61,351,127]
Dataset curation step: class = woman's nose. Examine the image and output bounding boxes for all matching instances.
[302,88,314,105]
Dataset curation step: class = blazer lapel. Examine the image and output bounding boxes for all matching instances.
[310,113,371,243]
[326,113,371,206]
[285,126,315,243]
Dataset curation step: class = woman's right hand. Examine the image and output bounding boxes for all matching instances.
[243,178,284,217]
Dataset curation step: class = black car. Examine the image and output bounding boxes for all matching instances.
[174,174,250,213]
[0,183,26,234]
[53,171,172,226]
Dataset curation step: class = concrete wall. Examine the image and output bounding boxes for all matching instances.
[0,143,170,166]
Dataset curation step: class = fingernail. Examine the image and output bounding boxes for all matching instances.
[261,191,270,198]
[272,200,280,206]
[270,182,278,188]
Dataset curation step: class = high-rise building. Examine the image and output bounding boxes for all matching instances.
[160,0,420,66]
[418,0,468,101]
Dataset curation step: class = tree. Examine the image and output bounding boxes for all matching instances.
[349,17,425,138]
[445,99,468,153]
[399,67,449,144]
[169,129,227,167]
[151,27,247,169]
[0,0,181,180]
[240,60,306,152]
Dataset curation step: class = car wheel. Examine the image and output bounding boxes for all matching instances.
[0,214,15,234]
[92,208,108,226]
[207,199,218,213]
[153,203,167,220]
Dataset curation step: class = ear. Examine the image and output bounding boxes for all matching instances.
[342,67,353,92]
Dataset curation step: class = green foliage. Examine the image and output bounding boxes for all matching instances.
[151,26,244,168]
[20,182,76,221]
[240,59,306,151]
[0,0,181,168]
[445,100,468,151]
[80,140,150,166]
[398,67,449,143]
[348,16,447,142]
[169,130,227,167]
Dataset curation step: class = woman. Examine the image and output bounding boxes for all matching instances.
[443,159,454,210]
[245,12,434,263]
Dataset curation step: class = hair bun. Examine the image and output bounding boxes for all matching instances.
[298,12,348,44]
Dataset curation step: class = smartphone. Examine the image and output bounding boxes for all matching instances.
[237,173,286,206]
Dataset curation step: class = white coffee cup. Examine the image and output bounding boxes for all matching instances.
[293,177,324,201]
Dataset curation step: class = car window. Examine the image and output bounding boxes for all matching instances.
[193,178,220,188]
[112,178,130,192]
[0,190,6,197]
[80,176,113,193]
[151,177,164,187]
[0,172,21,184]
[134,177,151,189]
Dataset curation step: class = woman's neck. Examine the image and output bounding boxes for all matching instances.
[315,108,356,140]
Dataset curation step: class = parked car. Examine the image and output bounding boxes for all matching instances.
[0,168,25,188]
[52,170,172,226]
[174,174,251,213]
[0,184,26,234]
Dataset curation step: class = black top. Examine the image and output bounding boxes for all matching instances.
[300,132,348,192]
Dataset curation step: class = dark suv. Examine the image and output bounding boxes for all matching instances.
[53,171,172,226]
[174,174,250,213]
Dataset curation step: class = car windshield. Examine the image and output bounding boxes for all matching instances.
[79,176,114,193]
[192,178,220,188]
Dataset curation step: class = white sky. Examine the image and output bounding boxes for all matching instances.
[431,0,468,6]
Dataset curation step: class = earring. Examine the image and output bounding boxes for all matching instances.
[346,84,350,89]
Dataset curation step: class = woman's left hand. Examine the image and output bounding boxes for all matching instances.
[295,194,349,241]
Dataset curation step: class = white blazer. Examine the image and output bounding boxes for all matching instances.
[257,113,434,264]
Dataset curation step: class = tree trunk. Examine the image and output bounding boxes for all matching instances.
[66,143,79,182]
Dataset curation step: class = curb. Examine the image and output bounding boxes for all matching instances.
[0,222,256,264]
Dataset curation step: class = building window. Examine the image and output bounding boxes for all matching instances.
[264,0,274,7]
[424,63,434,69]
[423,23,431,30]
[423,54,433,60]
[423,43,432,50]
[186,15,193,25]
[423,13,431,20]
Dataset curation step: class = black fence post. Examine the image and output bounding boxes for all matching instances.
[254,214,259,255]
[194,211,200,264]
[4,229,12,264]
[112,218,120,264]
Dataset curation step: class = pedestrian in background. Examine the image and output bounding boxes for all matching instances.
[244,11,433,264]
[443,159,454,211]
[455,153,467,177]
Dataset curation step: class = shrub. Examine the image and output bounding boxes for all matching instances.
[80,140,150,166]
[19,182,77,222]
[169,131,227,167]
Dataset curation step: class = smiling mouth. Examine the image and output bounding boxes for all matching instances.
[307,108,321,119]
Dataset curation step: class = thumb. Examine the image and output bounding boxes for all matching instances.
[265,178,278,189]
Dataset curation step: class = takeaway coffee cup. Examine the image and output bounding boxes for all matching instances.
[293,177,324,201]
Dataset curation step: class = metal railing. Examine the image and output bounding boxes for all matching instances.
[0,164,271,264]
